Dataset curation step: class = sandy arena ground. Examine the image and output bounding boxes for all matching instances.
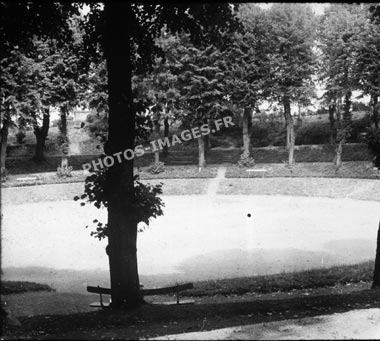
[2,184,380,281]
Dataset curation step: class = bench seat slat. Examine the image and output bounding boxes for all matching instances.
[87,283,193,296]
[142,283,193,296]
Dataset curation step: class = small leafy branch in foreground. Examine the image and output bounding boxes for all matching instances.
[74,167,164,240]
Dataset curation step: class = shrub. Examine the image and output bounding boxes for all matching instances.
[148,161,165,174]
[57,165,73,177]
[296,122,331,145]
[1,167,8,182]
[237,152,255,168]
[349,116,372,143]
[352,101,370,112]
[15,130,26,144]
[366,127,380,169]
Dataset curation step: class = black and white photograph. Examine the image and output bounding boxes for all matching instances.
[1,2,380,339]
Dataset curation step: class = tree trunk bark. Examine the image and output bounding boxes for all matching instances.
[0,118,9,171]
[242,107,251,156]
[335,92,351,171]
[33,108,50,161]
[154,151,159,163]
[373,221,380,288]
[372,94,379,129]
[198,136,205,169]
[328,103,335,145]
[153,116,160,163]
[163,116,169,157]
[59,107,68,137]
[283,97,295,165]
[204,133,210,154]
[343,91,352,124]
[336,140,343,169]
[104,3,141,309]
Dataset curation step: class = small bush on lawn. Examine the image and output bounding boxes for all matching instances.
[57,165,73,177]
[1,168,8,182]
[1,281,54,295]
[148,161,165,174]
[15,130,26,144]
[237,152,255,168]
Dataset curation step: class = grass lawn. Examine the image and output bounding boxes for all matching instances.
[183,261,374,297]
[226,161,380,179]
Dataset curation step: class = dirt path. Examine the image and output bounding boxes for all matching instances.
[153,308,380,340]
[206,166,226,196]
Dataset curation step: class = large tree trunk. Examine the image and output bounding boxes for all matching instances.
[283,97,295,165]
[373,221,380,288]
[0,117,9,171]
[242,107,251,156]
[198,136,206,169]
[33,108,50,161]
[372,94,379,129]
[104,3,141,309]
[163,116,169,157]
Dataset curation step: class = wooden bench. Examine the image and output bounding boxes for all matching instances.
[87,283,194,308]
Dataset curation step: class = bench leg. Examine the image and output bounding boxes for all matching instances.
[98,285,104,308]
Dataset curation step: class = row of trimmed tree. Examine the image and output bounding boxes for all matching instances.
[85,3,380,169]
[2,3,380,173]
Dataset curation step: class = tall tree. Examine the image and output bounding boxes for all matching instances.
[178,36,229,168]
[224,4,272,159]
[266,3,317,165]
[0,48,31,170]
[351,6,380,128]
[319,4,364,169]
[142,31,183,159]
[81,3,240,308]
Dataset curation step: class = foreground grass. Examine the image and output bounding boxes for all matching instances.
[1,281,54,295]
[3,287,380,340]
[183,261,375,297]
[3,262,379,339]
